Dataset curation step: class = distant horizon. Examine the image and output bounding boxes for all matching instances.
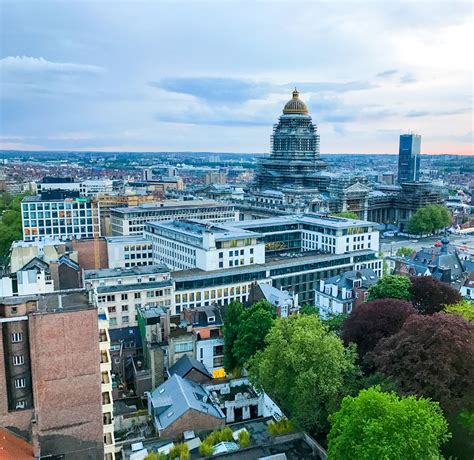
[0,149,472,157]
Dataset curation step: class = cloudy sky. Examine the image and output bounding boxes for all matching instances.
[0,1,472,154]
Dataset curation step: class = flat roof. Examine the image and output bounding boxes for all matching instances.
[105,235,151,244]
[85,264,169,280]
[231,213,374,230]
[96,279,173,294]
[146,219,261,242]
[22,195,92,203]
[0,289,93,313]
[110,200,233,214]
[173,249,375,281]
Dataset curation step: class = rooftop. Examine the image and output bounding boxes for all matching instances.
[230,213,374,230]
[84,264,169,280]
[168,354,212,380]
[146,219,261,243]
[0,289,93,313]
[110,200,232,214]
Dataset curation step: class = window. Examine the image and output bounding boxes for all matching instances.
[110,318,117,326]
[122,305,128,312]
[134,292,141,299]
[15,400,27,410]
[174,342,193,353]
[108,306,116,313]
[121,293,128,300]
[122,316,129,323]
[11,332,23,343]
[15,378,26,389]
[13,355,24,366]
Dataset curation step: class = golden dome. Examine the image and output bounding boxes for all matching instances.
[283,88,309,115]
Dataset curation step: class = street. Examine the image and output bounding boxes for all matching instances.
[380,233,474,257]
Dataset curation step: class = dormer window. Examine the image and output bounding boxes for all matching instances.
[208,316,215,323]
[353,280,362,288]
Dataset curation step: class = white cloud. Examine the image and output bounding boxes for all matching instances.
[0,56,104,75]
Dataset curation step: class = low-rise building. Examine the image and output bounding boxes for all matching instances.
[147,374,225,438]
[168,354,212,384]
[315,268,379,318]
[247,282,298,317]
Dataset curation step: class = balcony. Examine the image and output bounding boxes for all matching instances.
[99,329,110,351]
[101,371,112,393]
[100,350,111,372]
[103,412,114,434]
[102,391,113,414]
[104,432,114,447]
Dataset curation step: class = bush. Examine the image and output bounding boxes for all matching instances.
[267,418,294,436]
[199,427,235,456]
[168,443,189,460]
[145,452,167,460]
[238,429,251,448]
[198,441,214,457]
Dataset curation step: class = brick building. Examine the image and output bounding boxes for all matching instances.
[0,290,106,459]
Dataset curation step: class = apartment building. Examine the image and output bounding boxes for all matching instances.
[0,290,108,459]
[145,219,265,271]
[84,265,175,329]
[106,235,154,269]
[109,200,238,236]
[315,268,379,318]
[21,192,100,242]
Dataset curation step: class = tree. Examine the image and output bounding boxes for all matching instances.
[396,246,414,257]
[0,192,25,265]
[327,386,450,460]
[233,300,275,368]
[367,275,411,301]
[445,299,474,323]
[168,443,190,460]
[408,204,451,235]
[223,301,244,372]
[331,211,358,219]
[366,313,474,410]
[248,315,357,435]
[341,299,415,358]
[410,276,461,315]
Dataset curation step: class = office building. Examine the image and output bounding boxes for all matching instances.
[0,290,112,459]
[204,171,227,185]
[145,220,265,271]
[109,200,238,236]
[106,235,154,269]
[398,133,421,183]
[171,214,382,310]
[21,193,101,242]
[84,264,175,328]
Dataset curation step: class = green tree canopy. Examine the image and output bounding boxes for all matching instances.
[445,300,474,323]
[0,192,26,264]
[408,204,451,235]
[396,246,414,257]
[331,211,359,219]
[233,300,276,368]
[327,386,450,460]
[248,314,356,435]
[223,301,244,372]
[367,275,411,301]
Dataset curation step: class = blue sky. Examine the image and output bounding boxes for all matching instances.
[0,1,472,154]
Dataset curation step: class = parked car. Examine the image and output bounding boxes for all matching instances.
[434,240,442,247]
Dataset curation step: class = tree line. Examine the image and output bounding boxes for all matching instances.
[223,275,473,459]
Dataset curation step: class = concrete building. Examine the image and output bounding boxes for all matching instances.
[398,133,421,183]
[109,200,238,236]
[204,171,227,185]
[80,179,114,197]
[147,374,225,439]
[84,265,175,329]
[21,193,101,242]
[145,219,265,271]
[315,268,379,318]
[0,290,109,459]
[106,236,154,269]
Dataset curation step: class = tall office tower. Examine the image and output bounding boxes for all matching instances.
[143,168,153,181]
[0,290,113,459]
[256,88,326,190]
[398,133,421,183]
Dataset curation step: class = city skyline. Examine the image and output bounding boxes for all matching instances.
[0,1,472,155]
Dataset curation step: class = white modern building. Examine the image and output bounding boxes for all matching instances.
[106,236,154,269]
[84,265,175,329]
[109,200,238,236]
[21,195,100,241]
[80,179,114,197]
[145,220,265,271]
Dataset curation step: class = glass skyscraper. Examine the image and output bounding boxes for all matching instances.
[398,133,421,183]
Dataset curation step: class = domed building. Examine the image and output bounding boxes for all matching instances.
[255,89,327,190]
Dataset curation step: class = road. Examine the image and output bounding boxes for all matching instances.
[380,233,474,257]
